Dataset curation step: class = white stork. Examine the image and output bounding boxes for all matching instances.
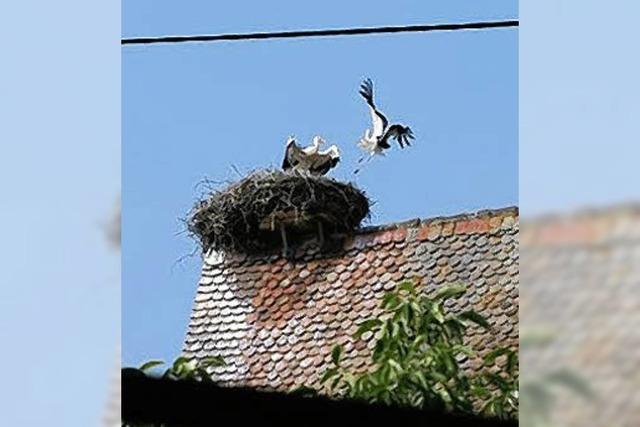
[282,136,340,176]
[354,78,415,174]
[308,145,340,176]
[282,136,315,172]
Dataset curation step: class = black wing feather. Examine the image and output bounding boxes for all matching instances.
[309,153,340,176]
[385,125,415,149]
[282,141,296,170]
[359,78,375,107]
[360,78,390,133]
[282,155,292,170]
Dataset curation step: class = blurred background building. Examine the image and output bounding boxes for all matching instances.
[520,204,640,426]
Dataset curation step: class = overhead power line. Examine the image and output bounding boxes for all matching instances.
[121,19,518,46]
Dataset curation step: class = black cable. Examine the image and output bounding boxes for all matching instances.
[122,19,518,46]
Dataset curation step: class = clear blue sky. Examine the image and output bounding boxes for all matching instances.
[0,1,120,425]
[122,0,518,368]
[520,0,639,217]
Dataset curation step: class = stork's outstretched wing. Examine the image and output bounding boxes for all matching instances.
[282,139,304,170]
[309,154,339,176]
[385,125,415,149]
[359,78,388,138]
[282,147,293,170]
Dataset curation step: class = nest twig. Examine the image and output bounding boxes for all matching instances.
[187,169,370,254]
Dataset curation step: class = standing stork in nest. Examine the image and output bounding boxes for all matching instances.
[282,136,340,176]
[354,78,415,174]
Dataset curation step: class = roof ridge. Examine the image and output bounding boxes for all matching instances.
[206,205,519,265]
[356,205,519,235]
[523,202,640,225]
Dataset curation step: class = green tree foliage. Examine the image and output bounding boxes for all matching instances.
[320,280,518,419]
[126,356,225,382]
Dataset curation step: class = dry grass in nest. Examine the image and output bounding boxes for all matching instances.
[187,169,371,254]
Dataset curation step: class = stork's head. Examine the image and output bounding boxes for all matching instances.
[312,135,326,147]
[328,145,340,159]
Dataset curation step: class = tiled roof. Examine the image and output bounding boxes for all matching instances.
[183,206,519,391]
[520,204,640,427]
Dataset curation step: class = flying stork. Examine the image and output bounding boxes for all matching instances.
[354,78,415,174]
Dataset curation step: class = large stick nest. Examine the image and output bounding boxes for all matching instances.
[187,169,371,254]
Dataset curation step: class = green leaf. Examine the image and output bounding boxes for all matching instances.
[484,373,509,391]
[397,281,415,294]
[401,303,412,323]
[380,364,392,384]
[459,310,491,330]
[172,356,190,371]
[443,319,465,343]
[430,302,445,323]
[412,371,429,389]
[388,359,403,373]
[441,352,458,376]
[138,360,164,372]
[354,319,382,339]
[429,372,449,384]
[435,284,466,301]
[409,335,425,352]
[330,376,341,391]
[372,339,386,363]
[390,321,400,338]
[382,292,401,310]
[452,345,474,357]
[201,356,225,367]
[410,299,422,314]
[436,386,452,404]
[331,345,343,366]
[471,384,490,398]
[320,367,339,384]
[484,347,512,364]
